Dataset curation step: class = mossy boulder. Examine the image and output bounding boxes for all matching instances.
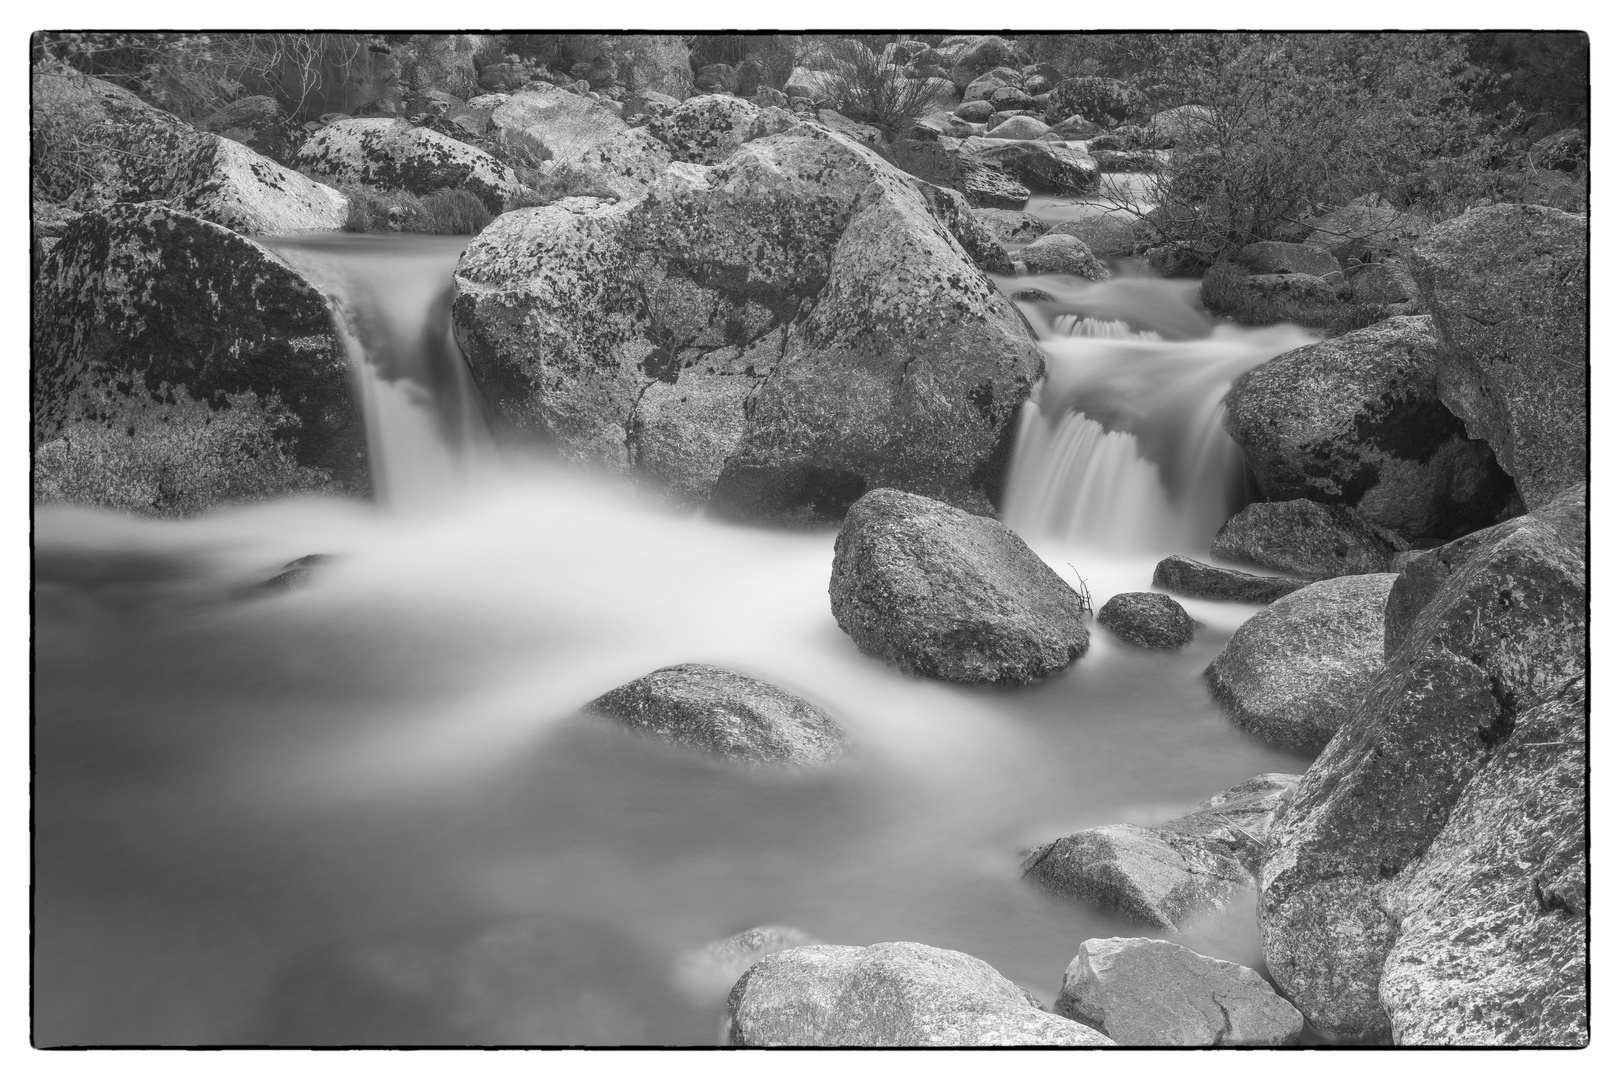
[1210,499,1397,580]
[294,117,528,212]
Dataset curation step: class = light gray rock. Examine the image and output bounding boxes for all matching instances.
[725,941,1114,1046]
[970,208,1049,244]
[1045,215,1138,259]
[1204,574,1398,753]
[1097,592,1196,649]
[294,117,526,212]
[1152,555,1307,605]
[1057,938,1303,1046]
[645,93,769,164]
[490,81,632,164]
[1210,499,1397,580]
[985,115,1050,141]
[1018,233,1110,280]
[585,663,850,765]
[968,137,1100,196]
[829,489,1088,684]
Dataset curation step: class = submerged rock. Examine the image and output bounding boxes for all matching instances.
[1225,316,1516,539]
[1023,774,1298,930]
[1204,574,1398,754]
[1151,555,1307,605]
[673,925,821,1003]
[829,489,1089,684]
[1380,675,1587,1046]
[263,554,337,590]
[1260,490,1585,1041]
[585,663,850,766]
[1209,499,1396,580]
[1096,592,1196,649]
[1409,203,1587,511]
[1057,938,1303,1046]
[295,117,527,212]
[724,941,1113,1046]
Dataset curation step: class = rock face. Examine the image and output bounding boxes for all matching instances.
[584,663,849,766]
[1409,203,1587,511]
[1210,500,1396,580]
[673,926,820,1002]
[1225,317,1516,540]
[1152,555,1307,605]
[1379,675,1587,1047]
[1023,774,1299,930]
[1017,233,1111,280]
[645,94,777,165]
[1057,938,1303,1046]
[1204,574,1398,754]
[295,117,527,212]
[453,124,1045,523]
[32,204,366,511]
[829,489,1089,684]
[967,138,1100,196]
[1097,592,1196,649]
[1259,490,1586,1041]
[33,67,346,234]
[724,941,1114,1046]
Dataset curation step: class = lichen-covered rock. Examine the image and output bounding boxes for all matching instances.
[1409,203,1587,510]
[33,67,346,234]
[1204,574,1398,754]
[453,124,1045,522]
[1017,233,1110,280]
[905,180,1015,275]
[294,117,526,212]
[829,489,1088,684]
[1023,774,1298,930]
[1236,241,1340,279]
[1097,592,1196,649]
[971,208,1049,244]
[1151,555,1307,605]
[725,941,1113,1046]
[1379,675,1587,1047]
[1210,499,1396,580]
[1057,938,1303,1046]
[1259,492,1586,1041]
[645,94,769,164]
[967,138,1099,196]
[1225,316,1516,539]
[31,204,365,512]
[584,663,850,766]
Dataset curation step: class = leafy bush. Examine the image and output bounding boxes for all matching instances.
[822,39,942,131]
[341,185,492,234]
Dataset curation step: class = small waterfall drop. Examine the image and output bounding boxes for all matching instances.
[262,233,493,509]
[1001,275,1319,553]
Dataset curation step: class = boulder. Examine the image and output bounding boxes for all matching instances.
[1023,774,1299,930]
[674,926,820,1002]
[31,204,366,513]
[1224,316,1518,539]
[1097,592,1196,649]
[197,94,290,160]
[1204,574,1398,753]
[490,81,632,163]
[1304,195,1427,264]
[1045,215,1138,259]
[829,489,1088,684]
[1057,938,1303,1046]
[294,118,526,212]
[905,180,1016,275]
[1409,203,1587,510]
[911,111,975,140]
[452,125,1045,522]
[584,663,850,766]
[970,208,1049,245]
[1236,241,1340,279]
[967,138,1099,195]
[1379,675,1587,1046]
[984,115,1050,141]
[725,941,1113,1046]
[1050,115,1105,140]
[988,85,1036,110]
[1144,104,1218,147]
[1235,272,1339,306]
[962,68,1022,104]
[1259,490,1586,1040]
[646,94,772,165]
[33,67,346,234]
[954,99,995,123]
[1346,261,1418,305]
[1043,77,1147,127]
[949,38,1025,91]
[1151,555,1308,605]
[1017,233,1110,281]
[1209,499,1397,580]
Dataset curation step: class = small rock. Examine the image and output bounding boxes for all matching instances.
[1097,592,1196,649]
[1209,499,1396,580]
[1057,938,1302,1046]
[1151,555,1307,605]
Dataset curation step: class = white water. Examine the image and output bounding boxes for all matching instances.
[32,235,1317,1046]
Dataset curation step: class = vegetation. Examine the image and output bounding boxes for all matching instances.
[821,39,941,131]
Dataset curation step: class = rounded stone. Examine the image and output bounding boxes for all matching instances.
[1097,592,1196,649]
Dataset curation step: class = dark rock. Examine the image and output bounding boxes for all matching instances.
[1043,76,1148,127]
[1097,592,1196,649]
[1057,938,1303,1046]
[1225,316,1517,539]
[1017,233,1110,280]
[829,489,1088,684]
[1152,555,1307,605]
[1409,203,1587,510]
[1259,490,1586,1040]
[1380,675,1587,1046]
[1236,272,1339,306]
[1528,127,1587,172]
[1023,774,1299,930]
[263,554,337,590]
[1345,261,1416,305]
[1205,574,1398,754]
[961,68,1022,104]
[294,117,526,212]
[585,663,849,766]
[1146,244,1208,279]
[970,208,1049,244]
[725,941,1113,1046]
[910,111,974,140]
[967,138,1100,196]
[1236,241,1340,279]
[1092,148,1163,173]
[988,85,1036,110]
[1210,499,1396,580]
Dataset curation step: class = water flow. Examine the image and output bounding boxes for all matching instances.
[1001,276,1318,553]
[262,234,494,509]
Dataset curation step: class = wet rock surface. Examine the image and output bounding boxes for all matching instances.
[585,663,850,766]
[829,489,1089,684]
[1057,937,1303,1046]
[725,941,1114,1046]
[1210,499,1397,580]
[1204,574,1398,754]
[1096,592,1196,649]
[1151,555,1308,605]
[673,926,820,1003]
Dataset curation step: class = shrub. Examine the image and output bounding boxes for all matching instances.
[504,164,622,208]
[822,39,942,131]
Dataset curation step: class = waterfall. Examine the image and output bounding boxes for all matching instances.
[262,234,493,509]
[1001,276,1319,553]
